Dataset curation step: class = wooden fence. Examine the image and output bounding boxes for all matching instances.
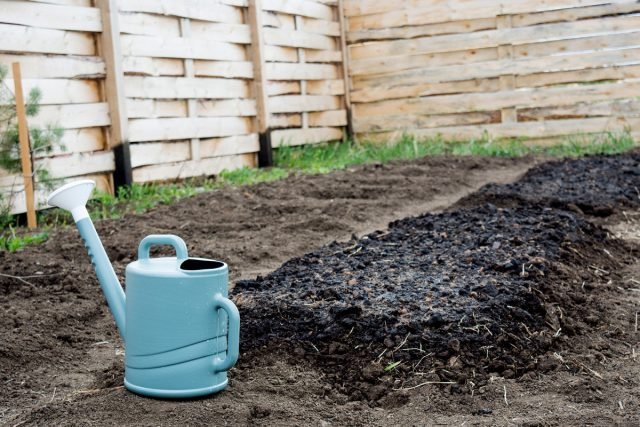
[0,0,348,213]
[3,0,640,214]
[345,0,640,142]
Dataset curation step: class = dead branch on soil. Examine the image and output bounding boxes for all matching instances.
[392,381,456,391]
[70,385,124,397]
[503,385,509,406]
[0,272,61,286]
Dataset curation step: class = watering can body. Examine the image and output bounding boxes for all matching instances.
[123,235,240,398]
[47,181,240,399]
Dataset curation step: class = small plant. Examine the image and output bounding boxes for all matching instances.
[0,64,64,250]
[0,227,48,252]
[384,361,402,372]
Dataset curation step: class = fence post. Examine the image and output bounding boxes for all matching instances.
[12,62,37,229]
[337,0,354,142]
[247,0,273,167]
[497,15,517,124]
[97,0,132,189]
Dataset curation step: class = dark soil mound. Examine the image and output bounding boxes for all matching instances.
[456,152,640,216]
[235,202,630,400]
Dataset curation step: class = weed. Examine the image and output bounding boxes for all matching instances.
[0,226,49,252]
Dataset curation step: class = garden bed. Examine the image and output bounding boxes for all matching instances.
[1,153,639,425]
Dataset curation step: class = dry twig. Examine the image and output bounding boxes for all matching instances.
[393,381,456,391]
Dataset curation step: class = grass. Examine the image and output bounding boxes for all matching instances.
[0,227,49,252]
[2,130,637,252]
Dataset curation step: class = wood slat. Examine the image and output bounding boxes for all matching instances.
[55,128,106,154]
[517,64,640,88]
[121,14,253,44]
[350,47,498,77]
[514,31,640,59]
[0,24,96,55]
[0,54,105,79]
[355,79,640,118]
[352,47,640,87]
[519,99,640,121]
[0,1,102,32]
[349,15,640,61]
[199,134,260,158]
[194,60,254,78]
[363,116,640,141]
[265,63,339,80]
[130,141,191,168]
[305,49,343,63]
[30,103,110,129]
[348,18,496,43]
[512,1,640,27]
[38,150,115,179]
[128,117,253,142]
[272,127,343,146]
[119,0,244,24]
[267,81,301,96]
[130,134,260,168]
[124,76,250,99]
[122,56,184,76]
[198,99,257,117]
[132,153,255,182]
[29,0,94,7]
[269,95,342,113]
[121,34,246,61]
[263,45,299,62]
[271,113,302,128]
[344,0,631,18]
[127,99,187,118]
[308,109,347,127]
[263,11,296,30]
[264,46,342,63]
[262,0,335,20]
[346,0,631,29]
[355,111,496,133]
[351,78,500,103]
[307,79,345,95]
[264,28,336,50]
[119,12,181,37]
[189,21,252,44]
[300,17,341,36]
[2,79,100,105]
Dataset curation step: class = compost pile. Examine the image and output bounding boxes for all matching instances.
[235,153,638,400]
[459,151,640,215]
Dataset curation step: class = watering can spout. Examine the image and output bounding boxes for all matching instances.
[47,180,126,339]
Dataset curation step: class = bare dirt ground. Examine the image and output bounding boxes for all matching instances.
[1,153,639,426]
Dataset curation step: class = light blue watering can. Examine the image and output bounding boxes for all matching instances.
[47,180,240,399]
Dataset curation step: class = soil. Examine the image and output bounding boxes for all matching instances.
[1,153,639,426]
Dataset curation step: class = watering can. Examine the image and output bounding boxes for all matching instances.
[47,180,240,399]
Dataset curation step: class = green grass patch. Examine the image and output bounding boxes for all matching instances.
[273,130,637,171]
[0,228,49,252]
[3,130,637,252]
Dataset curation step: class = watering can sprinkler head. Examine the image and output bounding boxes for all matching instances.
[47,179,95,222]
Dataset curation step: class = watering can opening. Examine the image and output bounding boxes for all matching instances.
[180,258,225,271]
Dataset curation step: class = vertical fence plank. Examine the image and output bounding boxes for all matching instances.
[294,16,309,130]
[180,18,201,161]
[247,0,273,166]
[97,0,131,188]
[337,0,354,141]
[11,62,37,229]
[497,15,517,124]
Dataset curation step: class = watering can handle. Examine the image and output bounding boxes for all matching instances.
[211,294,240,373]
[138,235,189,261]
